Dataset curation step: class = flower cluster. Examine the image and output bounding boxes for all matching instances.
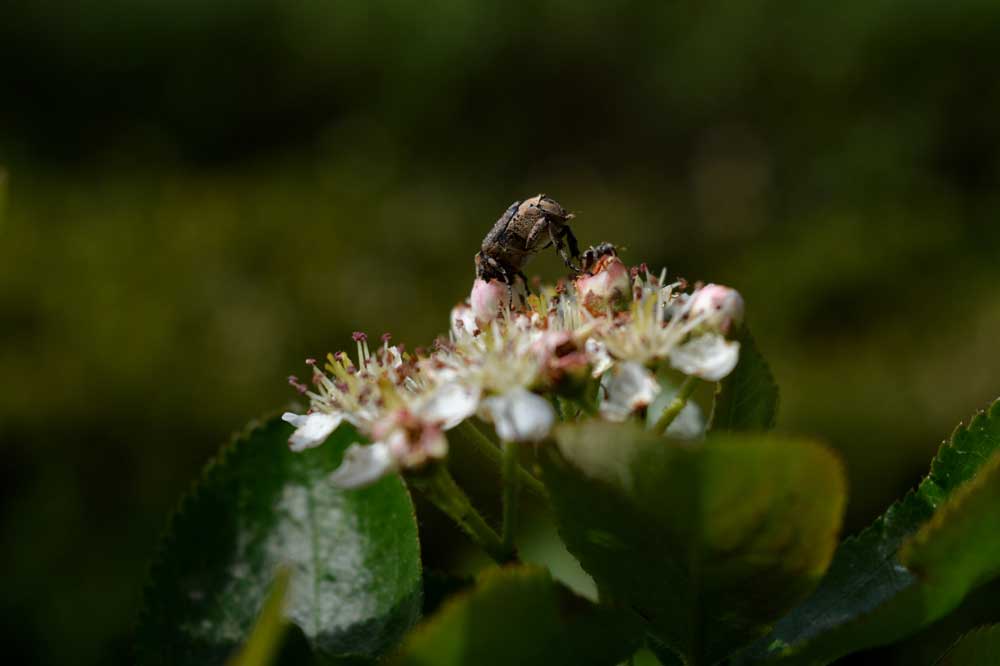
[283,245,744,487]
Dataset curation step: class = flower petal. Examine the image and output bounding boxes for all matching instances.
[669,334,740,381]
[281,411,343,452]
[599,361,661,422]
[329,442,396,489]
[480,387,555,443]
[665,402,705,439]
[421,382,481,430]
[585,338,614,377]
[450,303,479,337]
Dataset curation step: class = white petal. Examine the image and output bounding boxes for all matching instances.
[599,361,661,422]
[450,304,478,337]
[585,338,614,377]
[281,411,343,452]
[646,386,706,439]
[421,382,481,430]
[664,401,705,439]
[669,334,740,381]
[329,442,396,489]
[480,387,555,443]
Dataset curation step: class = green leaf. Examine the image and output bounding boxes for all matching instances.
[747,398,1000,665]
[135,415,423,665]
[540,422,845,664]
[935,624,1000,666]
[390,565,642,666]
[709,327,779,432]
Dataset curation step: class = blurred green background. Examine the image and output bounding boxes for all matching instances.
[1,1,999,664]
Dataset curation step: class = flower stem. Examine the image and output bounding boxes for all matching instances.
[652,376,699,435]
[500,441,521,562]
[410,463,507,563]
[456,420,547,499]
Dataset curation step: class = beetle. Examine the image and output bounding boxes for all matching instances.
[474,194,581,288]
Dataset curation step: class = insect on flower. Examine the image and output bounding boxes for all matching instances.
[475,194,581,290]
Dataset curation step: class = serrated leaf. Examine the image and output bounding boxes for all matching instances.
[391,565,642,666]
[540,422,845,664]
[135,415,422,665]
[746,398,1000,665]
[935,624,1000,666]
[709,327,779,432]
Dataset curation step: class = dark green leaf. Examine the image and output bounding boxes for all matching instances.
[709,327,779,432]
[541,422,845,664]
[747,398,1000,665]
[646,635,684,666]
[135,415,423,665]
[391,565,642,666]
[935,624,1000,666]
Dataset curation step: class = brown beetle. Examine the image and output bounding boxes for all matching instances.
[475,194,581,286]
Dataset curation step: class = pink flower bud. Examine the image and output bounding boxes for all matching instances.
[470,278,512,324]
[688,284,744,335]
[574,253,632,316]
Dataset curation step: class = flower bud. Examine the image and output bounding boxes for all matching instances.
[574,247,631,316]
[688,284,744,336]
[469,278,520,326]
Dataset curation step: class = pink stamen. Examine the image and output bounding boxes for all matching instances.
[352,331,367,342]
[287,375,308,394]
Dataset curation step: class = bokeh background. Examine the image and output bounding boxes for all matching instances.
[2,1,1000,664]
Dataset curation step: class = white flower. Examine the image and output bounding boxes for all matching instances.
[420,382,480,430]
[282,411,343,452]
[669,333,740,381]
[595,275,697,366]
[599,362,661,421]
[480,387,556,442]
[329,442,396,488]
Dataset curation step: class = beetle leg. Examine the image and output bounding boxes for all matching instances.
[564,225,581,261]
[486,257,515,306]
[516,270,532,297]
[550,224,580,273]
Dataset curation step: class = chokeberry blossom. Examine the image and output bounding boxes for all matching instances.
[284,245,745,488]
